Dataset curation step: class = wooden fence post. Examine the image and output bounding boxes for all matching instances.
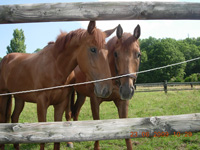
[164,80,168,94]
[190,83,193,89]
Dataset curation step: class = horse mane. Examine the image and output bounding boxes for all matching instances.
[54,28,106,51]
[48,41,55,45]
[54,31,68,50]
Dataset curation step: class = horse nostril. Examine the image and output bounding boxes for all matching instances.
[129,86,133,92]
[133,79,136,85]
[131,86,135,95]
[120,86,123,93]
[131,86,134,90]
[102,87,110,98]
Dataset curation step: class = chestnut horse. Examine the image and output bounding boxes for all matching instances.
[0,21,116,150]
[66,24,141,150]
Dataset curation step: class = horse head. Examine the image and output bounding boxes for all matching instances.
[108,24,141,100]
[75,21,116,98]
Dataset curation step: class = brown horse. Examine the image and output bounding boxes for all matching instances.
[0,21,116,150]
[66,24,141,150]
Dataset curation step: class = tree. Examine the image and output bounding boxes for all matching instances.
[0,57,2,62]
[137,38,186,83]
[140,36,158,52]
[7,29,26,54]
[137,37,158,83]
[34,48,41,53]
[177,39,200,77]
[185,73,200,82]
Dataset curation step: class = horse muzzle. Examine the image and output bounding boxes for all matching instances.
[119,84,134,100]
[94,82,112,98]
[118,74,137,100]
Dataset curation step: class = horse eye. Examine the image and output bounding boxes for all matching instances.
[114,51,118,58]
[90,47,97,53]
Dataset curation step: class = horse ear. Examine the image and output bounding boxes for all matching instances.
[104,26,117,38]
[117,24,123,39]
[133,24,141,39]
[87,21,96,34]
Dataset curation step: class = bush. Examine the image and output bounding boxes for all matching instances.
[184,73,200,82]
[170,76,184,82]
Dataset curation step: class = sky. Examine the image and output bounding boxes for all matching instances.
[0,0,200,57]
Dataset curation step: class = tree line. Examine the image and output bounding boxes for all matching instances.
[1,29,200,83]
[137,37,200,83]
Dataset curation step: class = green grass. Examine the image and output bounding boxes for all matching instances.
[4,90,200,150]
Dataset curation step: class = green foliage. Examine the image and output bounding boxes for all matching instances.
[137,37,200,83]
[177,39,200,77]
[34,48,41,53]
[7,29,26,54]
[185,73,200,82]
[0,57,2,62]
[138,38,186,83]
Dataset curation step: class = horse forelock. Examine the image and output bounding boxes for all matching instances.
[107,33,139,53]
[92,28,106,49]
[121,33,139,50]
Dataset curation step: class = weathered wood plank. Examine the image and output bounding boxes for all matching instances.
[0,113,199,144]
[0,2,200,24]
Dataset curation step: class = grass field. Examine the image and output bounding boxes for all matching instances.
[4,90,200,150]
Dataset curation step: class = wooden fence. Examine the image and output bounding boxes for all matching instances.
[0,113,200,144]
[1,1,200,24]
[0,1,200,145]
[135,81,200,93]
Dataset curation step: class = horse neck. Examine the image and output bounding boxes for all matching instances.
[53,43,79,80]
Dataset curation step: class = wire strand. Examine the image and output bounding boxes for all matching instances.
[0,56,199,96]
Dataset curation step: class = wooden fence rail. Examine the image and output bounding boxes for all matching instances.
[135,81,200,93]
[0,113,199,144]
[1,2,200,24]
